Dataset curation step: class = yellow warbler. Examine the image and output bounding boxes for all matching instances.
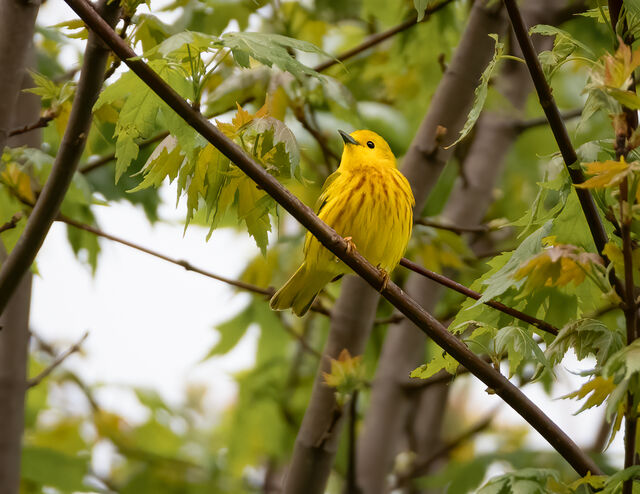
[270,129,415,316]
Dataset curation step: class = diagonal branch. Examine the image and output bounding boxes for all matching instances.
[502,0,610,257]
[27,331,89,389]
[78,0,455,176]
[399,257,559,335]
[0,0,121,315]
[54,213,332,317]
[63,0,602,478]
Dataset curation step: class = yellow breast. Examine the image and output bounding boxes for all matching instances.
[305,164,414,273]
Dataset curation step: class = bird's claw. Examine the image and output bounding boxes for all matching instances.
[378,268,390,292]
[344,236,356,254]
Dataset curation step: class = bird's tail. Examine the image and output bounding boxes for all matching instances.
[270,262,333,317]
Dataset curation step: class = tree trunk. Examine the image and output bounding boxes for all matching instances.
[0,54,40,494]
[283,2,505,493]
[0,0,39,153]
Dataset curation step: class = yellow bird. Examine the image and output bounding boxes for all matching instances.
[270,129,415,316]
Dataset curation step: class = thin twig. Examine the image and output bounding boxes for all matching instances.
[0,212,24,234]
[415,217,493,234]
[61,0,602,476]
[515,108,582,133]
[27,331,88,388]
[54,213,333,317]
[8,113,56,137]
[399,257,559,335]
[313,0,456,72]
[393,413,494,488]
[346,390,360,494]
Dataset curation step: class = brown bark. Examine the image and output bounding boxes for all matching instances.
[0,51,40,494]
[0,0,39,153]
[283,2,506,493]
[358,3,575,493]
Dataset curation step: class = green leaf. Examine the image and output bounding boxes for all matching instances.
[476,222,552,305]
[115,129,140,183]
[546,319,624,368]
[410,349,459,379]
[21,446,89,492]
[478,468,559,494]
[494,326,549,377]
[414,0,430,22]
[220,31,333,81]
[237,177,273,255]
[129,135,184,192]
[445,34,504,149]
[203,300,260,359]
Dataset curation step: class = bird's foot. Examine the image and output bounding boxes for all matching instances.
[343,236,357,254]
[378,268,390,292]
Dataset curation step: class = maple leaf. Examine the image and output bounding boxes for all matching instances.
[562,376,616,413]
[603,40,640,89]
[514,241,604,293]
[575,157,637,190]
[322,349,366,405]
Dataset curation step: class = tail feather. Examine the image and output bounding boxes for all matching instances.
[270,263,333,316]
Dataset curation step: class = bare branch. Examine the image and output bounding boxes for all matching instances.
[393,413,494,489]
[313,0,456,72]
[54,213,332,317]
[60,0,602,477]
[27,331,89,389]
[414,217,494,234]
[0,212,24,234]
[399,257,559,335]
[515,108,582,133]
[8,112,56,137]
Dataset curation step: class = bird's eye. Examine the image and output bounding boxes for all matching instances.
[367,141,375,149]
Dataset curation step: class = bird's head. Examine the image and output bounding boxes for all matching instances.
[338,129,397,169]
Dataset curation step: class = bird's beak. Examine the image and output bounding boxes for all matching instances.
[338,129,359,146]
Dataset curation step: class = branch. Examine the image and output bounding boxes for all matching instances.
[515,108,582,133]
[414,217,494,234]
[27,331,88,389]
[0,0,121,316]
[502,0,610,259]
[65,0,603,478]
[8,112,56,137]
[393,413,494,489]
[609,4,639,491]
[346,390,359,494]
[399,258,559,335]
[313,0,456,72]
[55,213,332,317]
[0,212,24,234]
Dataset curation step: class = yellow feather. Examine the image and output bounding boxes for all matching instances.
[270,129,415,316]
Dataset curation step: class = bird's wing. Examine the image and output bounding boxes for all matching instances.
[304,170,342,255]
